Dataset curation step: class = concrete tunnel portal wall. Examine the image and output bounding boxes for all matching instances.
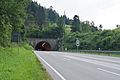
[35,41,51,51]
[27,38,58,51]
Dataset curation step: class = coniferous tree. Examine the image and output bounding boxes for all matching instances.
[71,15,81,32]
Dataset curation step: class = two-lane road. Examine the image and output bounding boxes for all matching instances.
[34,51,120,80]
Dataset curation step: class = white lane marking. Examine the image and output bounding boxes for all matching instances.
[63,55,120,70]
[97,68,120,77]
[76,55,120,64]
[51,54,56,56]
[63,58,70,61]
[35,52,66,80]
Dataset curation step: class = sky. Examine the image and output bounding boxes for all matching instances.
[33,0,120,29]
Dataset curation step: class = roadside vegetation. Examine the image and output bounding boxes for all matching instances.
[1,0,120,51]
[64,28,120,51]
[0,44,52,80]
[66,50,120,57]
[24,1,120,51]
[82,52,120,57]
[1,0,120,79]
[0,1,120,79]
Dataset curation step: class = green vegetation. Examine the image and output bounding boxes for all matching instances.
[65,49,120,57]
[0,0,100,50]
[0,1,53,80]
[2,0,120,79]
[71,15,81,32]
[25,1,99,50]
[64,28,120,51]
[0,44,52,80]
[26,2,65,39]
[25,2,98,39]
[0,0,30,47]
[83,52,120,57]
[1,1,120,51]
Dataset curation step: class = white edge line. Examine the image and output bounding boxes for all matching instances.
[34,52,66,80]
[97,68,120,76]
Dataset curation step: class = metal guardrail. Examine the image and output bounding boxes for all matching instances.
[79,50,120,54]
[67,50,120,54]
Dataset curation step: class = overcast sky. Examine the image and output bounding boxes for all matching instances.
[33,0,120,29]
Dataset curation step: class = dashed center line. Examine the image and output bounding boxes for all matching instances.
[63,58,71,61]
[97,68,120,77]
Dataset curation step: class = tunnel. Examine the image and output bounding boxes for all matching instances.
[35,41,51,51]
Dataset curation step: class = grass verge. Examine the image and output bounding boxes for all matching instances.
[0,44,52,80]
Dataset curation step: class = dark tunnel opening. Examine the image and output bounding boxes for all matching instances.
[35,41,51,51]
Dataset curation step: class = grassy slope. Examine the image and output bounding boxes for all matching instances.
[0,46,52,80]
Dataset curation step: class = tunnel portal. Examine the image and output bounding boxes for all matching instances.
[35,41,51,51]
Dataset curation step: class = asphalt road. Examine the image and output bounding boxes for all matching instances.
[34,51,120,80]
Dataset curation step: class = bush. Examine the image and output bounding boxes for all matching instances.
[64,30,120,51]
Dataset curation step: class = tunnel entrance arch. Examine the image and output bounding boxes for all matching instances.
[27,38,58,50]
[35,41,51,51]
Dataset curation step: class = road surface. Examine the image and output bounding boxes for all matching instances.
[34,51,120,80]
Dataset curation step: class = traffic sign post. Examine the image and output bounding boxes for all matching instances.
[76,38,80,52]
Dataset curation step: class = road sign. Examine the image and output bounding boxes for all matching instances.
[76,38,80,47]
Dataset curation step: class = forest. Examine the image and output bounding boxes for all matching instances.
[0,1,120,50]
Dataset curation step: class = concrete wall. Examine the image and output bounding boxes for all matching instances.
[27,38,58,50]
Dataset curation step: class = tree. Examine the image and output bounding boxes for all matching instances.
[47,7,59,23]
[81,21,91,33]
[0,15,12,47]
[36,5,46,27]
[90,21,98,32]
[99,24,103,31]
[0,0,31,46]
[57,16,64,27]
[26,2,46,28]
[57,16,64,38]
[116,25,120,28]
[71,15,81,32]
[63,15,71,25]
[43,23,63,39]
